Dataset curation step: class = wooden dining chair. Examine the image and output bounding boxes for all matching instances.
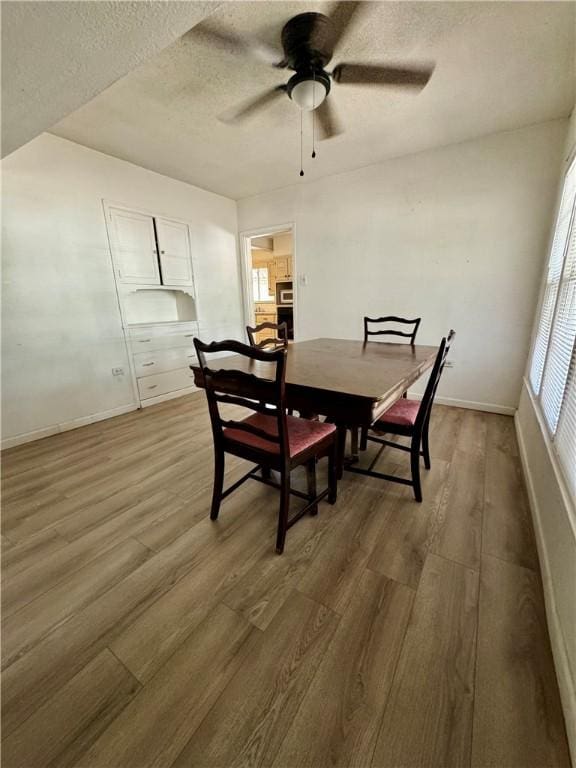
[247,321,293,415]
[194,338,338,554]
[246,321,288,350]
[358,315,422,453]
[363,315,421,344]
[361,330,455,502]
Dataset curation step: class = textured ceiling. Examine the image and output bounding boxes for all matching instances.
[51,1,576,200]
[1,0,218,157]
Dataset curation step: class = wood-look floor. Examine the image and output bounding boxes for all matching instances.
[1,394,570,768]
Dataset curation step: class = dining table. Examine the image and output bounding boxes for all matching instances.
[191,337,439,477]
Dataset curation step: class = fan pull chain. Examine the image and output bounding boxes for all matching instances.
[312,72,316,159]
[299,109,304,177]
[312,109,316,159]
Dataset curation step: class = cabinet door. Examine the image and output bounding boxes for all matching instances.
[155,218,194,287]
[267,261,276,295]
[109,209,160,285]
[275,256,292,280]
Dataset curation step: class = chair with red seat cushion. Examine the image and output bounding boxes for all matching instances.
[358,315,422,453]
[194,338,338,554]
[374,398,420,428]
[224,413,337,457]
[365,330,455,502]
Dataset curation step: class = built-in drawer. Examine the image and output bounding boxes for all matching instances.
[129,330,197,354]
[137,367,197,400]
[133,346,197,377]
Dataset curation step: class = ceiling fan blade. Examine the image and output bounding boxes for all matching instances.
[316,99,344,140]
[327,2,365,53]
[218,86,286,124]
[196,26,285,67]
[332,62,434,88]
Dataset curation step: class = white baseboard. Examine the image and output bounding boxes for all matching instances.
[1,390,512,450]
[407,393,516,416]
[1,403,138,450]
[515,411,576,763]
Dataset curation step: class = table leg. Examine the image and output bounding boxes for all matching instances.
[336,425,347,480]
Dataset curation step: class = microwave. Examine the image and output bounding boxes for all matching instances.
[279,289,293,305]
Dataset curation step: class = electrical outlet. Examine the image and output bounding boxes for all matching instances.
[112,367,125,376]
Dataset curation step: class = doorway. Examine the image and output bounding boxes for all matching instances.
[240,225,295,345]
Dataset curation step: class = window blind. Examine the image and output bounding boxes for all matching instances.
[555,350,576,496]
[529,159,576,393]
[540,206,576,432]
[528,153,576,499]
[552,228,576,494]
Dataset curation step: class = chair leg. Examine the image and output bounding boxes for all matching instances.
[276,470,291,554]
[410,437,422,503]
[360,426,368,452]
[328,440,338,504]
[422,414,431,470]
[261,465,271,480]
[306,459,318,516]
[336,425,347,480]
[210,448,225,520]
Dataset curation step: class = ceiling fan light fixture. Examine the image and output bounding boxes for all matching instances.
[287,70,331,111]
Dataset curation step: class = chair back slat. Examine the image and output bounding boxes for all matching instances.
[247,322,288,350]
[364,315,421,344]
[209,368,280,406]
[194,338,288,455]
[214,394,280,417]
[415,329,455,429]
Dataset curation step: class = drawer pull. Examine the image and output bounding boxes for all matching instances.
[147,384,158,390]
[184,333,194,338]
[142,362,155,367]
[138,339,152,343]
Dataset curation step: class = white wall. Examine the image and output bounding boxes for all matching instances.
[238,119,568,413]
[1,133,242,445]
[515,109,576,762]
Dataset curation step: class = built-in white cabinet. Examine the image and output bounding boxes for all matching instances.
[105,202,199,408]
[109,208,161,284]
[155,218,194,286]
[107,206,194,289]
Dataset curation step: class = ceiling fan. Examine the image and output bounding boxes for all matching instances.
[199,2,435,140]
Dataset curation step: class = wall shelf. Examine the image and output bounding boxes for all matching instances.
[123,288,197,326]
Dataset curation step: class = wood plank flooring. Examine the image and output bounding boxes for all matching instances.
[1,394,570,767]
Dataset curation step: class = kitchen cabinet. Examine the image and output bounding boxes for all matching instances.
[155,218,194,287]
[267,262,276,295]
[109,208,161,285]
[274,256,292,280]
[254,306,278,345]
